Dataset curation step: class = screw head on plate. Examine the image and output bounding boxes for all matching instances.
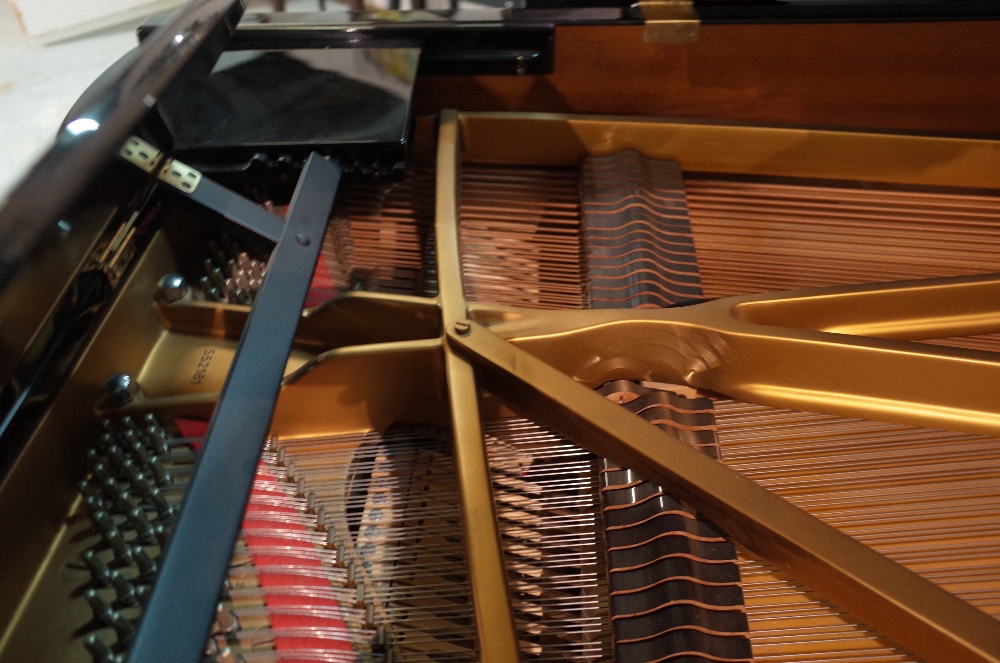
[156,273,188,303]
[103,373,140,408]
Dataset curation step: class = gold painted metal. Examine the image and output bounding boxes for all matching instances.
[137,332,312,399]
[434,109,522,662]
[457,113,1000,188]
[444,320,1000,663]
[470,280,1000,437]
[442,348,520,662]
[441,111,1000,662]
[639,0,699,43]
[436,110,471,323]
[300,292,441,347]
[155,299,253,340]
[158,291,440,350]
[271,339,449,439]
[93,331,316,419]
[731,271,1000,339]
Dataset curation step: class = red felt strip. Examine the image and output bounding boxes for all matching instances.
[174,418,354,660]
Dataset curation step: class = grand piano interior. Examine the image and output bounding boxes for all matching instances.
[1,1,999,662]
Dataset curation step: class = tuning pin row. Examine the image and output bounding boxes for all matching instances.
[196,236,269,305]
[84,634,122,663]
[75,414,193,663]
[83,589,136,644]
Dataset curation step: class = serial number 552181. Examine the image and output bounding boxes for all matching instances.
[190,347,216,385]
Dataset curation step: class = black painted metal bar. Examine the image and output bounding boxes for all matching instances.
[126,153,341,663]
[181,172,286,243]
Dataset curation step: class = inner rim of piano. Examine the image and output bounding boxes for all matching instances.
[2,111,999,663]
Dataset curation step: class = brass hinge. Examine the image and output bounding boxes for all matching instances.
[639,0,699,43]
[119,136,202,193]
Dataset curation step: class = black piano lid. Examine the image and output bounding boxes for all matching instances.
[0,0,245,474]
[0,0,419,470]
[156,47,419,170]
[0,0,244,289]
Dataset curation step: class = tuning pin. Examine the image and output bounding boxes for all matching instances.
[91,463,114,487]
[91,512,132,565]
[91,510,117,537]
[146,486,174,521]
[147,456,170,487]
[126,439,159,482]
[83,634,116,663]
[306,490,316,512]
[121,459,146,488]
[104,445,129,477]
[109,570,138,607]
[214,603,239,633]
[84,588,114,625]
[120,415,140,436]
[144,423,171,456]
[100,477,132,514]
[122,429,148,460]
[90,462,113,486]
[153,524,170,548]
[82,495,106,516]
[199,276,214,300]
[96,432,115,453]
[126,507,156,545]
[132,546,158,583]
[78,482,107,514]
[82,550,112,587]
[209,267,227,292]
[315,506,327,532]
[104,528,134,567]
[108,611,136,644]
[142,412,163,433]
[198,276,212,302]
[85,448,102,469]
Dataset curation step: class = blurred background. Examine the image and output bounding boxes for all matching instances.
[0,0,143,197]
